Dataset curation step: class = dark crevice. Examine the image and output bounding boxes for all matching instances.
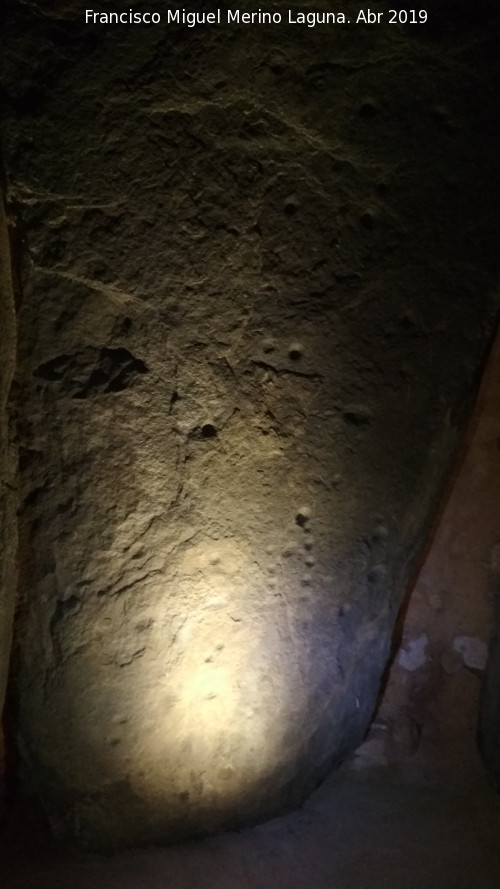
[34,347,148,397]
[251,360,323,382]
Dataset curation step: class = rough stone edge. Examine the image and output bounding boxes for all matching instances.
[0,180,18,718]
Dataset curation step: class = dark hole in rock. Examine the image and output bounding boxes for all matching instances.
[74,347,148,398]
[201,423,217,439]
[34,354,72,381]
[34,348,147,397]
[80,367,108,396]
[98,347,148,394]
[399,313,416,331]
[359,101,377,118]
[360,212,374,230]
[284,197,299,216]
[343,410,372,427]
[23,486,46,508]
[295,513,309,528]
[289,348,302,362]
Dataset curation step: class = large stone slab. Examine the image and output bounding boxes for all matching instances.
[1,1,500,848]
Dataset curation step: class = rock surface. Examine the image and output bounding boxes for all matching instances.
[480,547,500,788]
[1,0,500,848]
[0,190,18,721]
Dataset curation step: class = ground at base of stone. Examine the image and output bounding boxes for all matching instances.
[1,767,499,889]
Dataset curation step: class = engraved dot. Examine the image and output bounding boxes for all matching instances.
[360,212,374,229]
[289,344,303,361]
[359,101,377,118]
[201,423,217,439]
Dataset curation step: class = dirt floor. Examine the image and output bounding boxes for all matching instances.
[1,766,499,889]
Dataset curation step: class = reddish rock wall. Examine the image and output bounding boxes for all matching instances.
[351,329,500,784]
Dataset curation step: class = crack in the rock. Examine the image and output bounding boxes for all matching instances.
[32,264,145,307]
[98,569,163,599]
[251,360,324,383]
